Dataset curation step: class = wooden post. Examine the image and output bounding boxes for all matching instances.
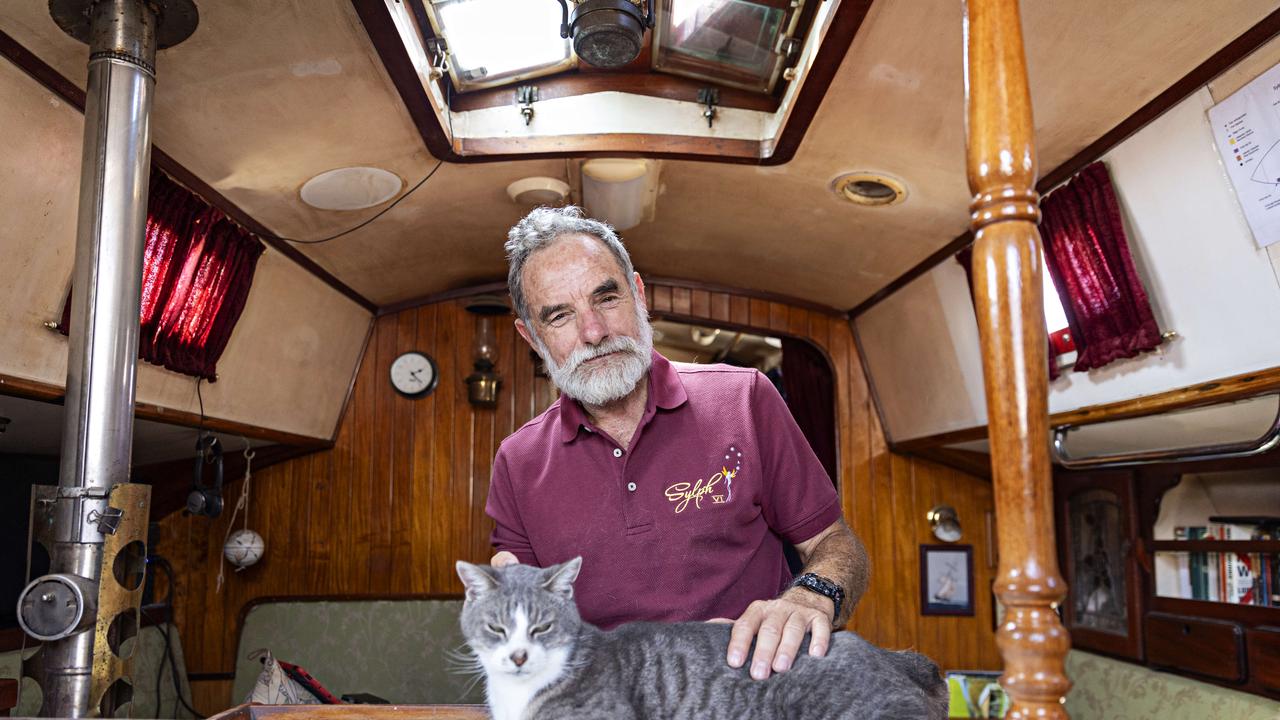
[963,0,1071,717]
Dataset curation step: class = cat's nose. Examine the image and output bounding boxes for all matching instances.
[510,650,528,667]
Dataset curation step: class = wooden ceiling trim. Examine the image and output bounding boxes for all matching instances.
[454,133,766,160]
[376,276,848,320]
[351,0,875,166]
[893,364,1280,453]
[850,7,1280,319]
[448,70,782,114]
[0,29,377,314]
[0,372,332,448]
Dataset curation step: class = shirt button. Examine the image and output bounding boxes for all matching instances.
[613,448,623,458]
[627,482,637,492]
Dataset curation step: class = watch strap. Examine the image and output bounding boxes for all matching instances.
[791,572,844,619]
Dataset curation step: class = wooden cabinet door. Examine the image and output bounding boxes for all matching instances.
[1054,469,1144,660]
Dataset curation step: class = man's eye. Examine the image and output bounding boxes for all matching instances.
[548,313,569,326]
[530,623,553,637]
[486,623,507,637]
[599,295,620,306]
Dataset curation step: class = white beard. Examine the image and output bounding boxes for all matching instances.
[536,304,654,407]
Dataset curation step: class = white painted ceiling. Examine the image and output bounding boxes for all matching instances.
[1,0,1272,310]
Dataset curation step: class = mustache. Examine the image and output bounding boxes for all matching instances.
[561,336,643,374]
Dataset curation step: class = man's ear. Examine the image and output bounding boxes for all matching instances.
[456,561,499,599]
[515,317,534,348]
[541,556,583,598]
[633,273,648,313]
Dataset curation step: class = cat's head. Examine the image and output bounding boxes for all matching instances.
[455,557,584,680]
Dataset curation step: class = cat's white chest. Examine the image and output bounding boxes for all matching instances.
[485,647,569,720]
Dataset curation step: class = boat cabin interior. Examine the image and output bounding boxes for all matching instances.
[2,0,1280,718]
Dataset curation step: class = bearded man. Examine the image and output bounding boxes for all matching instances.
[485,206,869,680]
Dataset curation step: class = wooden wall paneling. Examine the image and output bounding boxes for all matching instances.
[409,303,437,593]
[389,312,420,592]
[348,323,377,593]
[427,306,457,593]
[709,291,730,323]
[689,289,710,319]
[649,285,672,314]
[369,315,398,590]
[729,295,750,326]
[749,298,771,329]
[448,302,474,593]
[768,302,789,334]
[671,286,692,316]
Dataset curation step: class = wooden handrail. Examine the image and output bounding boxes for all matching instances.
[963,0,1071,716]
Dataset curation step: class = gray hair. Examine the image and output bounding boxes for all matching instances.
[505,206,638,326]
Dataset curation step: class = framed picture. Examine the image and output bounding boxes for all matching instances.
[921,544,974,616]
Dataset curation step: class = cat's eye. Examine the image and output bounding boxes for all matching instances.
[486,623,507,638]
[530,623,553,637]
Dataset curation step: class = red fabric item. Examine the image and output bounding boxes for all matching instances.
[1039,162,1161,372]
[780,337,838,485]
[60,172,263,381]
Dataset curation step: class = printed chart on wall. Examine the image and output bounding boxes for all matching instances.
[1209,61,1280,249]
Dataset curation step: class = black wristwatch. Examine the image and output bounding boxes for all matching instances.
[791,572,844,619]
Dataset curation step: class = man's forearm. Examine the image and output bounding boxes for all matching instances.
[789,521,869,626]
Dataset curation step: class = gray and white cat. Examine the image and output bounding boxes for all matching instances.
[455,558,948,720]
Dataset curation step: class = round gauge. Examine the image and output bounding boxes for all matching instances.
[390,351,438,398]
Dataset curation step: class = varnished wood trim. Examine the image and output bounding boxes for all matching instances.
[450,72,781,114]
[332,319,378,440]
[377,281,510,317]
[211,705,489,720]
[852,8,1280,319]
[0,373,331,447]
[644,276,847,317]
[966,0,1070,713]
[849,317,891,443]
[0,30,377,314]
[351,0,875,166]
[906,447,992,480]
[454,134,766,160]
[895,365,1280,452]
[378,277,847,319]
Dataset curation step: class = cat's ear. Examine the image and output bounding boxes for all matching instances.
[456,561,499,598]
[541,556,582,598]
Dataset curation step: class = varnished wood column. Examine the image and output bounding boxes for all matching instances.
[963,0,1071,717]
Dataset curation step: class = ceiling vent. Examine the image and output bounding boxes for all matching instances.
[833,172,908,207]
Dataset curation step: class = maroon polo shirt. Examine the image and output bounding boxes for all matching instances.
[485,351,842,629]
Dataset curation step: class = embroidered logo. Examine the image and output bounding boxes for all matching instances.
[664,445,743,514]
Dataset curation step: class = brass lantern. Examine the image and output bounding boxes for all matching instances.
[465,295,509,407]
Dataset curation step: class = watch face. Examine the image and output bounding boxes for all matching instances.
[390,351,438,397]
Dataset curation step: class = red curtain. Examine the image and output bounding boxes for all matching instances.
[1040,162,1161,372]
[780,338,838,485]
[60,172,264,381]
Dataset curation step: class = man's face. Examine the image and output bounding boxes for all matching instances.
[515,234,653,406]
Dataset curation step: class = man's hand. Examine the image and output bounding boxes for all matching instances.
[490,551,519,568]
[726,587,834,680]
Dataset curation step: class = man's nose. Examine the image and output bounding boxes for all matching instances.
[510,649,528,667]
[578,308,608,345]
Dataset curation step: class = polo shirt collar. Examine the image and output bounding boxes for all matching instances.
[558,350,688,443]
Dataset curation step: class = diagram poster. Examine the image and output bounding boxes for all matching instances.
[1209,61,1280,249]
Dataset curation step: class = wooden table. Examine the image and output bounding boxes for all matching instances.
[208,705,489,720]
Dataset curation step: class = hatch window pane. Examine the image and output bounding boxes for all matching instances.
[432,0,572,88]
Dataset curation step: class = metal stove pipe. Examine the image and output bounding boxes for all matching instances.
[22,1,195,716]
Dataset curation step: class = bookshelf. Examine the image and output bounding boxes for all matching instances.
[1055,457,1280,700]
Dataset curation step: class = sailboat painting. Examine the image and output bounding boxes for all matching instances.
[921,545,975,616]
